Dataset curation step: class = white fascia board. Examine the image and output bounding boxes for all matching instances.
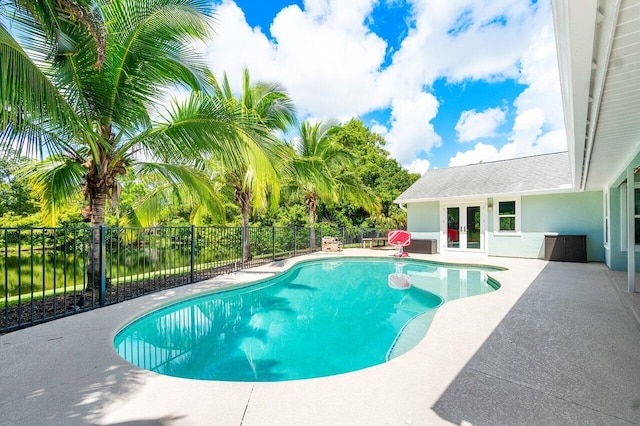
[552,0,598,189]
[396,186,579,205]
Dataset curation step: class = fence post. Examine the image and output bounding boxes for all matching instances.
[190,225,195,284]
[272,226,276,261]
[293,226,297,257]
[99,225,106,307]
[341,226,345,242]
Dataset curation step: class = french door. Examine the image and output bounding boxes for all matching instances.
[442,203,485,252]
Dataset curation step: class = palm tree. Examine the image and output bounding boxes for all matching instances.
[211,69,296,263]
[0,0,274,287]
[289,121,380,249]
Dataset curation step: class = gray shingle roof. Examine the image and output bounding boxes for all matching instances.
[395,152,572,202]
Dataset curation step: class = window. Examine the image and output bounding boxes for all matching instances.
[494,197,521,234]
[498,201,516,231]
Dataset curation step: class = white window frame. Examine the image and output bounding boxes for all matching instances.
[493,196,521,236]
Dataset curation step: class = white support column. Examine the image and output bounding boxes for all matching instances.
[627,167,636,292]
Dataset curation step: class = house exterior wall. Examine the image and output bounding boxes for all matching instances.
[607,185,626,270]
[606,183,640,272]
[406,202,440,244]
[405,191,604,261]
[488,191,604,261]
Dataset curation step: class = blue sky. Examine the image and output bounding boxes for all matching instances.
[206,0,565,172]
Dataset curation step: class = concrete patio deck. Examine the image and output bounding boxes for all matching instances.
[1,249,639,425]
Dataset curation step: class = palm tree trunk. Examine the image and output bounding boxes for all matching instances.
[305,192,319,250]
[88,190,107,291]
[241,201,251,263]
[309,203,316,251]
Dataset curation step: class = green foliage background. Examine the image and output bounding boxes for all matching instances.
[0,120,419,229]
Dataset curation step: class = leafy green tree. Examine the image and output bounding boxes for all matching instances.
[273,204,308,228]
[0,156,39,217]
[288,121,380,249]
[0,0,275,286]
[210,68,296,262]
[328,119,420,229]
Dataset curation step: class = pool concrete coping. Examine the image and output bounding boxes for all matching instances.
[1,249,550,425]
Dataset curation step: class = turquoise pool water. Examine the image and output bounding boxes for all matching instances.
[114,257,500,382]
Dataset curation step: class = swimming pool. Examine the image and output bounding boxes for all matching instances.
[114,257,500,382]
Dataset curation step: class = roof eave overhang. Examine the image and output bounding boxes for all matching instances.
[552,0,598,191]
[395,186,578,204]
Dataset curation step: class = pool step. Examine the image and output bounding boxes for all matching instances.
[386,308,439,360]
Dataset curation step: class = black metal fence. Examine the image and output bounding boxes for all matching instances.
[1,225,390,333]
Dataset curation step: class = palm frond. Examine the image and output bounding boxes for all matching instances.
[132,161,225,226]
[336,174,381,215]
[123,183,169,227]
[249,75,297,132]
[133,92,272,168]
[10,0,106,67]
[18,155,85,226]
[0,24,84,156]
[102,0,215,127]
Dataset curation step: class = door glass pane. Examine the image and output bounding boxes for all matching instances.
[467,206,481,249]
[447,207,459,248]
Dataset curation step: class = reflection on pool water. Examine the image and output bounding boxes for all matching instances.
[114,257,500,382]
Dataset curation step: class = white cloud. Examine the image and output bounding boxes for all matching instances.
[449,142,499,167]
[455,107,506,143]
[205,0,388,119]
[202,0,565,172]
[446,1,567,167]
[375,91,441,165]
[380,0,539,91]
[370,123,388,137]
[203,2,278,86]
[406,158,431,174]
[204,0,543,117]
[535,129,567,153]
[509,108,544,147]
[514,18,565,130]
[449,107,563,167]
